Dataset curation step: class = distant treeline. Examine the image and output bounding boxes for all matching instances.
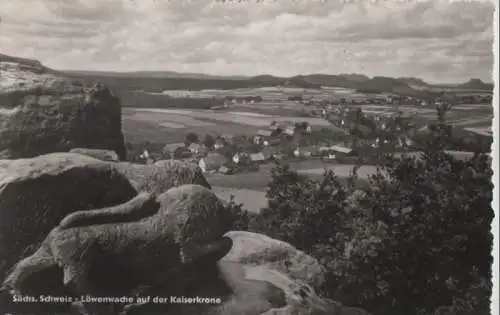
[62,74,275,93]
[119,91,220,109]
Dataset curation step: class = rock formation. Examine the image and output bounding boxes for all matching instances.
[0,153,211,281]
[0,153,137,281]
[0,56,127,160]
[113,159,211,194]
[121,231,372,315]
[2,185,234,315]
[69,148,120,162]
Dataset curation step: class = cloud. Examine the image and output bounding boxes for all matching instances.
[0,0,495,83]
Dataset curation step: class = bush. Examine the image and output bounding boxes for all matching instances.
[249,121,493,314]
[223,196,257,231]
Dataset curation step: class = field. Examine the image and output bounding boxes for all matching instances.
[121,87,492,213]
[207,162,375,213]
[122,107,333,144]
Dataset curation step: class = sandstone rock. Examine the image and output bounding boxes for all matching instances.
[0,152,138,280]
[2,184,233,315]
[122,231,370,315]
[69,148,119,162]
[113,159,211,195]
[0,59,127,159]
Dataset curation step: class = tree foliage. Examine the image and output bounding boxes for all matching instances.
[185,132,199,145]
[247,109,493,315]
[203,134,216,150]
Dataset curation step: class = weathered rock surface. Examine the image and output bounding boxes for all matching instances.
[2,184,234,315]
[0,153,211,281]
[113,159,211,195]
[0,56,127,160]
[0,153,138,280]
[69,148,119,162]
[124,231,371,315]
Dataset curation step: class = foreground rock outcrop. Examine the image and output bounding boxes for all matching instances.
[113,159,211,194]
[0,151,369,315]
[0,153,137,281]
[123,231,371,315]
[215,231,370,315]
[0,153,211,282]
[2,185,235,315]
[0,56,127,160]
[69,148,119,162]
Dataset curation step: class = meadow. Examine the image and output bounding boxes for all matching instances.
[121,88,492,213]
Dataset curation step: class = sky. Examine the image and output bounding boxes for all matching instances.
[0,0,496,84]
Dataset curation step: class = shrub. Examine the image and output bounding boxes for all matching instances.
[250,119,493,314]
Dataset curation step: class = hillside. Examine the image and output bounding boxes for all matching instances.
[1,53,493,95]
[456,78,493,91]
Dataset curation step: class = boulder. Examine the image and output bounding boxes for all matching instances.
[69,148,119,162]
[0,152,138,284]
[123,231,371,315]
[0,153,213,278]
[0,64,127,160]
[2,185,234,315]
[113,159,211,195]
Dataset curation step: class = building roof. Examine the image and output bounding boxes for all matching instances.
[188,142,201,150]
[202,153,228,168]
[319,145,352,154]
[249,152,266,161]
[163,142,185,152]
[257,129,273,137]
[298,146,318,153]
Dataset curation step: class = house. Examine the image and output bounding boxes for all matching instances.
[188,143,202,154]
[305,125,312,134]
[284,125,295,136]
[269,121,281,131]
[319,145,353,155]
[221,134,235,144]
[249,152,266,163]
[140,149,150,160]
[198,153,228,173]
[266,138,281,147]
[253,135,262,145]
[163,142,185,156]
[232,152,241,164]
[262,147,282,160]
[214,138,226,150]
[232,152,251,165]
[257,129,274,137]
[293,146,317,158]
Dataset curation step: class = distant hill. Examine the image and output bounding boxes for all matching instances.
[398,77,431,88]
[456,78,493,91]
[1,53,493,95]
[64,70,248,80]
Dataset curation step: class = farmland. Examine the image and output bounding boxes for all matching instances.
[121,86,492,213]
[122,107,333,144]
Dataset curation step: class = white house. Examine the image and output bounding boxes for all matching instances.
[139,149,150,160]
[198,158,207,173]
[284,126,295,136]
[232,153,241,164]
[253,135,262,145]
[214,139,226,150]
[188,143,201,154]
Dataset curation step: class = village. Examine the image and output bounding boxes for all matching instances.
[131,94,492,177]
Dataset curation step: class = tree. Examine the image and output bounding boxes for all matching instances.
[248,106,493,315]
[203,134,216,149]
[185,132,199,145]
